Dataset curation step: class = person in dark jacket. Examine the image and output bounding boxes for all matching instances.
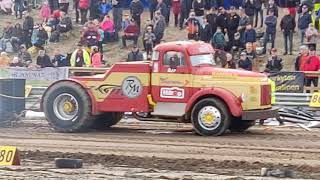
[14,0,24,19]
[243,23,256,45]
[22,14,34,48]
[57,12,73,33]
[254,0,263,28]
[179,0,192,29]
[163,0,172,24]
[262,9,277,54]
[36,50,54,68]
[130,0,144,29]
[34,25,48,48]
[18,44,32,66]
[156,0,168,23]
[298,4,312,45]
[266,0,278,17]
[112,0,125,32]
[226,6,239,47]
[238,51,252,71]
[11,23,24,52]
[239,9,249,47]
[52,49,69,67]
[264,48,283,73]
[243,0,255,24]
[193,0,205,24]
[127,46,143,61]
[149,0,158,20]
[216,7,228,34]
[199,17,212,42]
[89,0,100,20]
[206,7,218,35]
[153,11,166,44]
[280,9,295,55]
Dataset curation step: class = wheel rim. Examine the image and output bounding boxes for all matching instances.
[198,106,222,131]
[53,93,79,121]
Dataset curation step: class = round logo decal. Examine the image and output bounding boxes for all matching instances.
[121,76,142,98]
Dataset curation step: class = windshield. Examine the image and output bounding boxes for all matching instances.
[190,54,216,66]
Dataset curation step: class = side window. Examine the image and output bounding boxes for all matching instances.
[163,51,185,67]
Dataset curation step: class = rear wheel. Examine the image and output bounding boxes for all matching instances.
[43,81,93,132]
[229,118,255,132]
[91,112,123,130]
[191,98,231,136]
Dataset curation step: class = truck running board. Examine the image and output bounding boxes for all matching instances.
[132,113,185,123]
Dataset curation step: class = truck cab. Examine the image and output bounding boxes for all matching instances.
[42,41,278,136]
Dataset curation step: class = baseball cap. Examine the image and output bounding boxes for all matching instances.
[240,52,246,56]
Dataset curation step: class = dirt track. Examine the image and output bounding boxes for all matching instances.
[0,118,319,179]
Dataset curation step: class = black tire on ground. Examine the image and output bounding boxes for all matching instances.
[91,112,123,129]
[191,98,231,136]
[55,158,83,168]
[229,118,256,132]
[42,81,94,133]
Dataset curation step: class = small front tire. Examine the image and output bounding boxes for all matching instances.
[191,98,231,136]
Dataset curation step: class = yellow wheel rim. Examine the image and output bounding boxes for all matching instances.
[63,101,75,113]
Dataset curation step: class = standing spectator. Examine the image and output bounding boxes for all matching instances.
[156,0,168,24]
[70,44,91,67]
[18,45,32,66]
[212,27,225,50]
[301,47,320,88]
[206,7,218,36]
[14,0,24,19]
[11,23,24,52]
[199,17,212,43]
[90,46,103,67]
[298,4,312,45]
[243,0,255,24]
[224,53,236,69]
[305,23,319,50]
[89,0,100,20]
[149,0,158,20]
[264,48,283,73]
[153,11,166,44]
[262,9,277,54]
[79,0,89,25]
[33,25,48,49]
[239,9,249,47]
[22,13,34,48]
[0,52,10,67]
[127,46,143,61]
[48,0,59,11]
[52,49,68,67]
[163,0,171,25]
[193,0,205,25]
[179,0,192,30]
[266,0,278,17]
[0,22,13,52]
[243,23,256,46]
[216,7,228,34]
[121,19,140,48]
[99,0,112,19]
[280,9,295,55]
[185,12,200,40]
[59,0,70,14]
[172,0,180,27]
[294,45,309,71]
[112,0,124,32]
[36,50,54,68]
[74,0,80,24]
[254,0,263,28]
[238,51,252,71]
[83,22,100,48]
[40,1,51,22]
[130,0,144,29]
[226,6,239,48]
[143,25,156,57]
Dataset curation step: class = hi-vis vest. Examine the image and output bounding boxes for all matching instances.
[268,78,276,105]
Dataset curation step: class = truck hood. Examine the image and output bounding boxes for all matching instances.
[192,67,268,81]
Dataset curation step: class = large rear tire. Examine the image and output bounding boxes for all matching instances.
[191,98,231,136]
[43,81,93,132]
[229,119,255,132]
[91,112,123,130]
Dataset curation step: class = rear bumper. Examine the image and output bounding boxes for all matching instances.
[242,107,279,120]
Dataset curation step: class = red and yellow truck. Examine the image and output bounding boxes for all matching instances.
[42,41,278,136]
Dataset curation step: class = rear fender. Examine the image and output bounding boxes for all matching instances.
[41,79,98,115]
[185,88,242,117]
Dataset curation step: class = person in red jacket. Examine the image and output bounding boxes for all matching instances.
[172,0,180,27]
[301,47,320,88]
[79,0,89,24]
[121,19,139,48]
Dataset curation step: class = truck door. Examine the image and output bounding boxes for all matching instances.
[151,50,191,116]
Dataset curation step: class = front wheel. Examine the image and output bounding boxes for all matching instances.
[191,98,231,136]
